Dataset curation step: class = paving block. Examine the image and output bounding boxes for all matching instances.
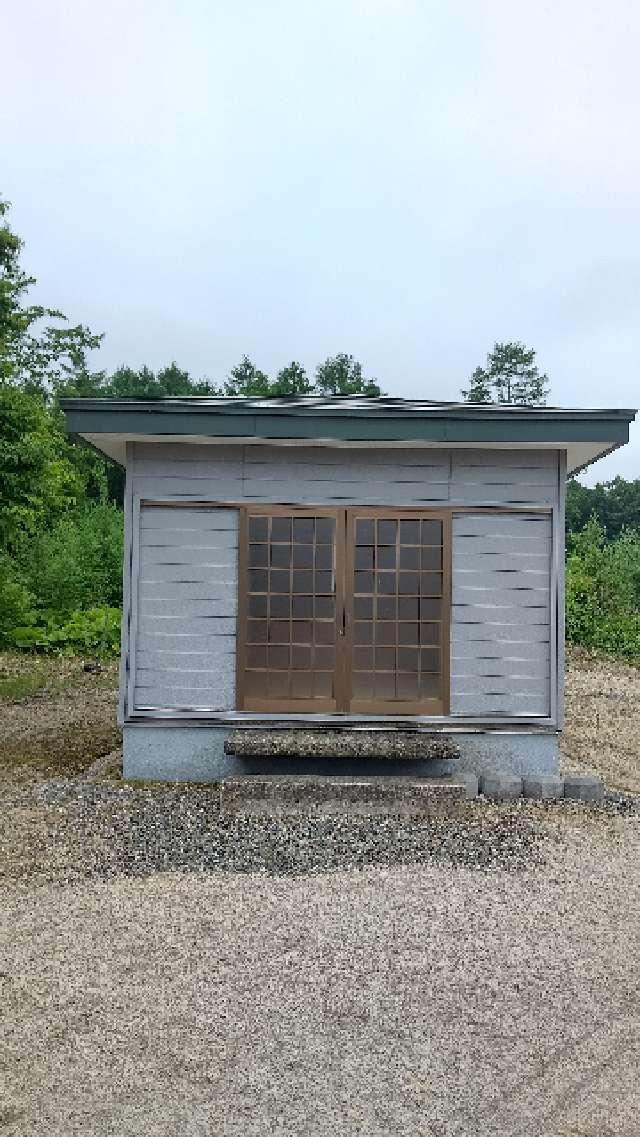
[522,776,564,800]
[562,774,604,802]
[461,773,479,800]
[480,774,523,800]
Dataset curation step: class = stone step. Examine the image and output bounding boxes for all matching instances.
[224,729,460,761]
[219,774,468,817]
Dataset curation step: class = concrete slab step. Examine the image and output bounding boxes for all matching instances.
[219,775,468,817]
[224,729,460,760]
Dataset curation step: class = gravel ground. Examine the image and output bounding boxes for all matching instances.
[1,649,639,1135]
[1,812,639,1137]
[1,779,549,883]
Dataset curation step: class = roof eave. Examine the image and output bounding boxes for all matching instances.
[60,398,636,477]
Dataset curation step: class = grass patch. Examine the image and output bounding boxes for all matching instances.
[4,726,122,777]
[0,670,54,702]
[0,652,118,703]
[0,652,120,780]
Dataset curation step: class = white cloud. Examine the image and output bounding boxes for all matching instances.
[2,0,639,480]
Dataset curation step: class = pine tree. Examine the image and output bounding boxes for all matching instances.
[461,366,492,403]
[461,342,549,405]
[272,361,314,396]
[223,355,271,396]
[314,353,382,396]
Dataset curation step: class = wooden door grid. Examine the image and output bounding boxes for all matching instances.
[237,505,450,714]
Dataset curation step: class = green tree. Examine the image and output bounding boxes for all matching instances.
[0,197,102,396]
[54,362,218,503]
[0,383,83,553]
[223,355,271,396]
[314,353,383,396]
[271,361,314,396]
[566,476,640,541]
[0,195,115,504]
[101,362,216,398]
[462,342,549,404]
[461,366,492,403]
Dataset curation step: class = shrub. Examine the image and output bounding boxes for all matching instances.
[10,606,121,656]
[0,501,123,656]
[566,519,640,660]
[0,553,35,645]
[15,502,123,612]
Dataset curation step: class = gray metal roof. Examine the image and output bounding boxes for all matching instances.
[60,395,637,475]
[60,394,636,418]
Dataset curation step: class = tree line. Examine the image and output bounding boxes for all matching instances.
[1,192,639,660]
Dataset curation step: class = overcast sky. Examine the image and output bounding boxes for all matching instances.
[3,0,639,483]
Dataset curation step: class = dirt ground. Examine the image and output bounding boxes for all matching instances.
[0,653,120,783]
[0,648,639,1136]
[1,645,638,791]
[561,646,640,792]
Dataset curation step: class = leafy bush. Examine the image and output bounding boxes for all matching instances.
[0,384,85,552]
[566,519,640,660]
[0,502,123,656]
[10,606,121,656]
[15,502,123,612]
[0,553,34,643]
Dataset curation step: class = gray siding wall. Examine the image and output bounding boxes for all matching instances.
[126,443,559,721]
[450,513,552,717]
[132,505,237,711]
[131,443,560,507]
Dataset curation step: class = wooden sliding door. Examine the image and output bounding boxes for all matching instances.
[237,507,450,714]
[237,507,345,712]
[346,510,449,714]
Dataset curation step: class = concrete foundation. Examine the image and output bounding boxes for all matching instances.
[123,724,560,784]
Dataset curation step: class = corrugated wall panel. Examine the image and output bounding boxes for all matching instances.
[450,451,557,507]
[126,445,560,721]
[132,443,559,509]
[450,512,552,716]
[132,505,237,711]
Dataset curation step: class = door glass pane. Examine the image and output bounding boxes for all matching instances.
[315,596,334,619]
[248,594,267,618]
[292,595,313,618]
[249,515,268,541]
[399,519,420,544]
[292,545,313,568]
[271,517,291,541]
[244,513,337,705]
[315,518,335,544]
[270,595,290,618]
[356,519,374,544]
[249,544,268,567]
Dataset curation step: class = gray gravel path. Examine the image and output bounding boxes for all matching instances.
[23,779,552,880]
[1,784,639,1136]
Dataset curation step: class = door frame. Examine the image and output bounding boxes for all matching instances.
[236,504,451,715]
